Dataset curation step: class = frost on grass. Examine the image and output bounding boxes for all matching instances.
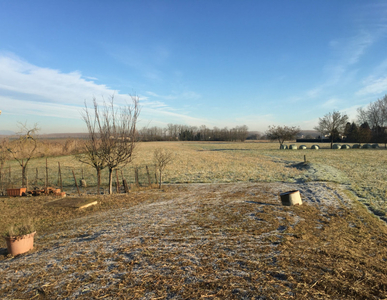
[1,182,386,299]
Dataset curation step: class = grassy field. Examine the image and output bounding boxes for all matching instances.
[1,141,387,299]
[4,141,385,217]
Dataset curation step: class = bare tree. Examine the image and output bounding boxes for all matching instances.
[79,98,108,194]
[0,138,10,191]
[81,95,139,194]
[314,111,348,149]
[357,95,387,145]
[154,148,174,189]
[7,123,39,187]
[266,125,300,148]
[104,95,140,194]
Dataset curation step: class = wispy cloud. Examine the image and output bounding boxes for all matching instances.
[145,90,201,101]
[0,95,81,119]
[356,76,387,96]
[0,53,208,132]
[139,106,209,128]
[105,43,171,81]
[321,98,339,109]
[0,53,119,107]
[145,91,177,100]
[324,31,374,86]
[356,57,387,97]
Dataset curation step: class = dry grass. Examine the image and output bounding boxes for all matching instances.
[0,183,386,299]
[3,141,387,216]
[1,141,387,298]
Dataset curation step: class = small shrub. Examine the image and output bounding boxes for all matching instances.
[4,219,34,238]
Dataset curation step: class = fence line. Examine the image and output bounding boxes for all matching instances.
[0,163,159,194]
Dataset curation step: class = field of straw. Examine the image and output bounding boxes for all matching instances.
[1,141,387,299]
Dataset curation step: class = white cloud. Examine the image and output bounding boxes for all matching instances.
[145,90,201,100]
[324,31,374,86]
[145,91,177,100]
[321,98,339,108]
[0,96,81,119]
[233,114,275,132]
[357,76,387,96]
[0,54,118,106]
[0,53,206,133]
[139,106,210,128]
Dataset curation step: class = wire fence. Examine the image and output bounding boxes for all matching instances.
[0,163,160,195]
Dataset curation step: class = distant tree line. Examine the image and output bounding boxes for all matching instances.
[138,124,250,142]
[307,95,387,148]
[354,94,387,147]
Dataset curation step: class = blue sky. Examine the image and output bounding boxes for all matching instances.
[1,0,387,134]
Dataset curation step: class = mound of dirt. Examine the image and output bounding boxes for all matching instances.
[292,162,350,184]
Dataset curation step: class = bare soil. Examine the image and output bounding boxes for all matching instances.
[1,182,386,299]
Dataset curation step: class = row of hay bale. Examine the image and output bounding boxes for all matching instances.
[280,144,318,150]
[280,143,379,150]
[332,143,380,149]
[351,143,379,149]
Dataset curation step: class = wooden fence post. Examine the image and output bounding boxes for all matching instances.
[26,167,28,192]
[135,167,139,187]
[116,169,120,193]
[9,166,12,188]
[121,170,129,193]
[0,164,3,193]
[146,165,151,186]
[45,157,48,188]
[72,170,80,196]
[58,162,63,191]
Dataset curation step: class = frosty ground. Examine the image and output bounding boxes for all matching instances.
[1,181,386,299]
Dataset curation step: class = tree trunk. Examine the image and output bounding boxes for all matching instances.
[97,168,101,195]
[108,168,113,194]
[159,170,162,189]
[22,165,27,187]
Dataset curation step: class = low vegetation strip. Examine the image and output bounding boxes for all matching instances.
[1,182,386,299]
